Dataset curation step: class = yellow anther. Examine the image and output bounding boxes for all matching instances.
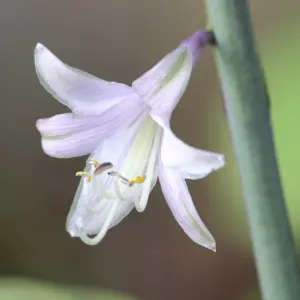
[75,171,92,181]
[92,160,100,167]
[128,176,145,186]
[87,159,100,167]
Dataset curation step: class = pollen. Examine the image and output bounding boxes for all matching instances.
[128,176,145,186]
[75,171,92,181]
[87,159,100,167]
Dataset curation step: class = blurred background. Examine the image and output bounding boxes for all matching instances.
[1,0,300,299]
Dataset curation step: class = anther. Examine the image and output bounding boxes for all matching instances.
[86,159,100,167]
[128,176,145,186]
[75,171,92,181]
[94,162,114,175]
[108,171,145,186]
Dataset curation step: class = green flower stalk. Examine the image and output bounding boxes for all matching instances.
[204,1,300,300]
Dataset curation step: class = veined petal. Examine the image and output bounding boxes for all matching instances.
[132,30,210,120]
[66,114,160,242]
[36,113,106,158]
[158,166,216,251]
[132,46,193,119]
[36,93,147,158]
[181,29,212,65]
[161,128,225,179]
[66,117,143,238]
[34,43,139,115]
[117,115,162,212]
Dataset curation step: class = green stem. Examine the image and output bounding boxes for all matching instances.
[204,1,300,299]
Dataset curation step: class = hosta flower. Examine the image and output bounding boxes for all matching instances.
[35,30,225,251]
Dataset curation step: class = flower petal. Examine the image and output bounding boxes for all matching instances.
[66,114,146,238]
[133,30,212,125]
[67,177,135,238]
[181,29,212,65]
[117,116,162,212]
[36,92,147,158]
[132,45,193,119]
[36,113,105,158]
[34,43,139,115]
[158,166,216,251]
[160,129,225,179]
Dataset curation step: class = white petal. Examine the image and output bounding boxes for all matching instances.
[34,43,140,115]
[132,46,193,120]
[161,128,225,179]
[158,166,216,251]
[68,180,135,239]
[66,115,145,238]
[66,114,162,243]
[117,116,161,212]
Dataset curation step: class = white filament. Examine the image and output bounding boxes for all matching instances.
[79,200,119,245]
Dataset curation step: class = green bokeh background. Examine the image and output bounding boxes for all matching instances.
[0,279,138,300]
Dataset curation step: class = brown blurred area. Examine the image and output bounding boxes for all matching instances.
[1,1,299,299]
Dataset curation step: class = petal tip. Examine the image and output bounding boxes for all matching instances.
[201,237,216,252]
[218,153,226,168]
[68,229,77,237]
[66,228,79,238]
[34,43,46,55]
[210,241,216,252]
[35,118,50,136]
[66,216,79,238]
[199,234,216,252]
[210,153,226,173]
[40,138,63,158]
[35,118,43,132]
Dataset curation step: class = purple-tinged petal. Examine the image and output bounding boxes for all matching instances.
[34,43,140,115]
[36,96,147,158]
[132,30,210,121]
[181,29,212,64]
[36,114,105,158]
[158,166,216,251]
[161,129,225,179]
[37,113,98,137]
[132,46,193,120]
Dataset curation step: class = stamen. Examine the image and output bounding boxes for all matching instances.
[76,171,92,181]
[108,171,130,185]
[113,178,136,202]
[79,201,119,245]
[86,159,100,167]
[94,162,113,175]
[108,171,145,186]
[128,176,145,186]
